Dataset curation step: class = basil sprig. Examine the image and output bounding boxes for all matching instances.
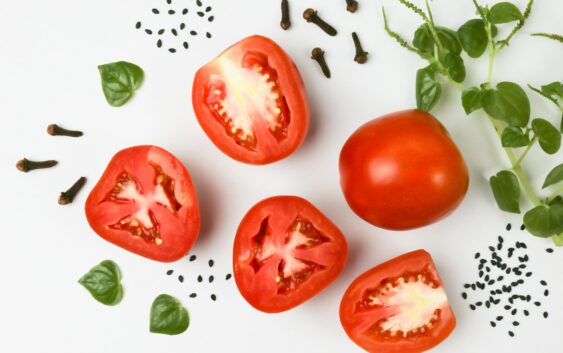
[78,260,124,306]
[150,294,190,335]
[98,61,144,107]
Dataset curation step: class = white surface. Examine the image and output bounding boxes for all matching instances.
[0,0,562,352]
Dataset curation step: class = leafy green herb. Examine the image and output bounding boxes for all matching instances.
[98,61,144,107]
[444,53,466,83]
[413,25,462,55]
[457,19,495,58]
[150,294,189,335]
[78,260,123,306]
[483,82,530,127]
[524,201,563,238]
[501,126,530,148]
[531,118,561,154]
[543,164,563,189]
[461,87,484,114]
[490,170,521,213]
[488,2,523,24]
[416,65,441,111]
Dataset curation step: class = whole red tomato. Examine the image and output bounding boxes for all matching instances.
[339,110,468,230]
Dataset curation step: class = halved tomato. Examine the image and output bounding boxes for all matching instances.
[340,250,456,353]
[85,146,200,262]
[233,196,348,313]
[192,35,309,164]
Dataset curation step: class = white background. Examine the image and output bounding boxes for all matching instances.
[0,0,561,352]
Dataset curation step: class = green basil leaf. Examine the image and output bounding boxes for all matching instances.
[416,66,442,112]
[501,126,530,147]
[413,25,462,55]
[461,87,484,114]
[483,82,530,127]
[150,294,189,335]
[78,260,123,306]
[532,118,561,154]
[543,164,563,188]
[523,203,563,238]
[489,170,521,213]
[552,232,563,247]
[541,81,563,99]
[443,53,466,83]
[488,2,524,24]
[98,61,144,107]
[457,19,489,58]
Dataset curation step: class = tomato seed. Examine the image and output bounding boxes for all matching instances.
[196,0,202,6]
[511,309,517,315]
[172,29,178,36]
[180,23,186,30]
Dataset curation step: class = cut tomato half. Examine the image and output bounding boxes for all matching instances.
[85,146,200,262]
[340,250,456,353]
[192,35,309,164]
[233,196,348,313]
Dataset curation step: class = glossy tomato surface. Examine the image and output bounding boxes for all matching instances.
[339,109,469,230]
[85,145,200,262]
[233,196,348,313]
[192,35,309,165]
[340,250,456,353]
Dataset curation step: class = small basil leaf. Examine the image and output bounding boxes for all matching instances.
[523,203,563,238]
[150,294,189,335]
[78,260,123,306]
[443,53,466,83]
[98,61,144,107]
[483,82,530,127]
[416,66,442,112]
[488,2,524,24]
[462,87,484,114]
[413,25,462,55]
[457,19,489,58]
[541,81,563,99]
[489,170,521,213]
[501,126,530,147]
[413,25,433,54]
[532,118,561,154]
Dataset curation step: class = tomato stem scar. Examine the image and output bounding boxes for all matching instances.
[346,0,359,13]
[59,176,87,205]
[311,47,331,78]
[16,158,58,172]
[352,32,368,64]
[280,0,290,30]
[303,8,337,36]
[47,124,84,137]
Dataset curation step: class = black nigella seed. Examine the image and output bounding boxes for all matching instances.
[496,289,503,295]
[166,269,173,275]
[469,304,476,310]
[526,295,531,301]
[506,268,512,274]
[479,264,484,270]
[197,11,204,17]
[485,301,491,308]
[489,246,495,252]
[497,276,504,281]
[158,29,165,35]
[480,259,487,264]
[513,321,520,326]
[526,272,532,277]
[145,29,153,35]
[206,32,212,38]
[534,301,541,307]
[462,292,467,299]
[496,316,504,321]
[190,30,197,35]
[508,298,514,304]
[180,23,186,30]
[484,275,490,282]
[486,266,491,272]
[488,280,495,286]
[182,8,188,15]
[211,294,217,301]
[197,275,203,282]
[471,284,476,290]
[518,279,524,284]
[511,309,517,315]
[178,275,184,283]
[490,290,496,295]
[226,273,232,280]
[152,8,160,14]
[494,299,501,304]
[519,264,527,269]
[136,21,141,29]
[183,42,189,49]
[169,48,176,53]
[209,275,214,283]
[520,224,525,230]
[543,312,548,318]
[197,0,202,6]
[208,259,214,267]
[476,301,483,306]
[524,310,529,316]
[544,289,549,296]
[464,284,471,289]
[167,0,172,4]
[546,248,554,253]
[189,255,197,262]
[508,331,514,337]
[498,235,504,243]
[521,243,528,249]
[189,293,197,298]
[168,10,175,15]
[475,252,480,259]
[490,321,496,327]
[206,6,212,12]
[497,243,503,251]
[172,28,178,36]
[208,15,214,22]
[540,280,547,286]
[506,223,512,231]
[477,282,485,290]
[479,271,484,278]
[504,305,511,310]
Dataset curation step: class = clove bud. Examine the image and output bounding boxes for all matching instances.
[352,32,369,64]
[346,0,359,13]
[47,124,83,137]
[280,0,290,30]
[16,158,58,172]
[303,8,337,36]
[59,177,87,205]
[311,48,331,78]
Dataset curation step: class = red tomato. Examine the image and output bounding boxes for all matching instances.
[192,35,309,165]
[340,250,456,353]
[339,109,469,230]
[85,146,200,262]
[233,196,348,313]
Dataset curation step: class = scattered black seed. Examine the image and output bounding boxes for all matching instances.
[525,272,532,277]
[208,259,214,267]
[478,264,484,270]
[469,304,476,310]
[484,275,490,282]
[490,321,496,327]
[197,275,203,282]
[475,252,480,259]
[145,29,153,35]
[167,0,172,4]
[168,9,175,15]
[489,246,495,252]
[189,255,197,261]
[208,15,214,22]
[479,270,483,277]
[158,29,165,35]
[526,295,531,301]
[513,321,520,326]
[520,224,525,230]
[534,301,541,307]
[190,30,198,35]
[517,279,524,284]
[225,273,232,280]
[182,8,188,15]
[490,290,496,295]
[211,294,217,301]
[496,316,504,321]
[506,223,512,231]
[178,275,184,283]
[508,331,514,337]
[509,298,514,304]
[496,289,503,295]
[189,293,197,298]
[488,280,495,285]
[544,289,549,296]
[166,269,173,275]
[206,32,212,38]
[480,259,487,264]
[543,312,548,318]
[206,6,212,12]
[506,268,512,274]
[486,266,491,272]
[524,310,529,316]
[197,0,202,6]
[152,8,160,14]
[504,305,511,310]
[511,309,517,315]
[519,264,527,269]
[180,23,186,30]
[464,283,471,289]
[462,292,467,299]
[183,42,189,49]
[471,284,476,290]
[136,21,141,29]
[475,301,483,306]
[540,280,547,286]
[497,276,504,281]
[497,243,503,251]
[169,48,176,53]
[477,282,485,290]
[169,28,176,36]
[498,235,504,243]
[546,248,554,253]
[485,301,491,308]
[209,275,214,283]
[197,11,204,16]
[157,39,163,47]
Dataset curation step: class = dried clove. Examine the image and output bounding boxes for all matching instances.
[303,8,337,36]
[352,32,368,64]
[311,48,331,78]
[59,177,87,205]
[16,158,58,172]
[346,0,359,13]
[47,124,83,137]
[280,0,290,30]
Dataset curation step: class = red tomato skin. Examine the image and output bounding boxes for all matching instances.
[340,250,456,353]
[85,146,200,262]
[339,110,469,230]
[192,35,309,165]
[233,196,348,313]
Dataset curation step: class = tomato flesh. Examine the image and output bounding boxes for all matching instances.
[193,35,309,164]
[233,196,348,313]
[85,146,200,262]
[340,250,456,353]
